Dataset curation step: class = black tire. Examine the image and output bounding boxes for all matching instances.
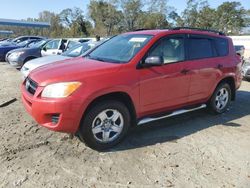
[23,57,36,66]
[78,100,131,151]
[245,78,250,82]
[209,83,232,114]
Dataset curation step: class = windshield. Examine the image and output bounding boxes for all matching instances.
[62,43,93,57]
[17,40,29,47]
[87,34,153,63]
[31,40,48,48]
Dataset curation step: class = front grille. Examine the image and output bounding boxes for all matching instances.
[25,77,38,95]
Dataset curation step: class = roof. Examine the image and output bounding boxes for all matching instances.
[126,28,226,38]
[0,30,14,35]
[0,18,50,28]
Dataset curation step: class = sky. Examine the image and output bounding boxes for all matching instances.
[0,0,249,20]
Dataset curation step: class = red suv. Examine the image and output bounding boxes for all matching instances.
[21,28,242,150]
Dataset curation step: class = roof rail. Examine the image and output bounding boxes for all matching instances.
[172,27,225,36]
[133,28,150,31]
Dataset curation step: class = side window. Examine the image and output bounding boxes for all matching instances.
[187,38,215,60]
[45,40,60,50]
[214,38,228,57]
[148,37,185,64]
[17,37,28,43]
[67,41,77,49]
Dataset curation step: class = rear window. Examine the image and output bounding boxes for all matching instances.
[215,38,229,57]
[188,38,215,59]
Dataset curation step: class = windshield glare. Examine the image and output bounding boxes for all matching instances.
[17,40,29,47]
[32,40,47,48]
[88,34,153,63]
[62,43,92,57]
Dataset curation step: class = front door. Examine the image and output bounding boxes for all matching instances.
[41,39,61,56]
[139,35,190,115]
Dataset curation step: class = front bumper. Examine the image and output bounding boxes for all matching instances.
[20,67,30,80]
[7,55,23,68]
[21,83,85,133]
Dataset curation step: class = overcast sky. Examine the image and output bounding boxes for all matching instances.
[0,0,249,20]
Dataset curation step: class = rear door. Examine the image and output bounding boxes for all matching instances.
[139,34,191,114]
[185,34,223,102]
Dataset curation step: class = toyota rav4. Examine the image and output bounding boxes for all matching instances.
[21,28,242,151]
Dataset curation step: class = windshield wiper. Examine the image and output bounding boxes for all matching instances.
[87,55,106,62]
[86,55,125,64]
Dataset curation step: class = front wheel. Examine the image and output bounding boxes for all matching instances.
[78,100,131,151]
[209,83,232,114]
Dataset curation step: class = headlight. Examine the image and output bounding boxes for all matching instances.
[41,82,82,98]
[11,51,25,57]
[21,66,29,71]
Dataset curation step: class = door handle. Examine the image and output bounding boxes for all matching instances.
[180,69,190,74]
[217,64,223,69]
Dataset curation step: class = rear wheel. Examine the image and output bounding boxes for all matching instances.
[209,83,231,114]
[78,100,131,151]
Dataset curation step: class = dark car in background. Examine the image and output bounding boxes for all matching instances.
[234,45,245,58]
[0,39,42,61]
[242,59,250,81]
[5,39,51,67]
[0,36,43,46]
[6,39,79,68]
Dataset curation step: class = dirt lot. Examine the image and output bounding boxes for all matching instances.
[0,62,250,188]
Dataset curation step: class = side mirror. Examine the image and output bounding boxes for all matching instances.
[143,56,164,67]
[42,46,47,51]
[236,52,241,57]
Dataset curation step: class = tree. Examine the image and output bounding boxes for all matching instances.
[143,0,171,29]
[120,0,142,31]
[89,0,122,36]
[60,8,91,36]
[195,6,217,29]
[215,2,246,34]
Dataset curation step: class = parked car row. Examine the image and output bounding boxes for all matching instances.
[1,36,102,70]
[0,37,44,61]
[21,41,102,78]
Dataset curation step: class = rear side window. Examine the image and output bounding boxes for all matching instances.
[214,38,229,56]
[187,38,215,60]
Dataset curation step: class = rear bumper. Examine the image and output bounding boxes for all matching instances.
[21,83,85,133]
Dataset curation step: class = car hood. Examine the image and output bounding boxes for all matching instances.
[0,44,17,49]
[24,55,71,71]
[0,42,15,47]
[8,47,39,54]
[29,57,122,86]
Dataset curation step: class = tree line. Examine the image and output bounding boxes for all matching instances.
[0,0,250,38]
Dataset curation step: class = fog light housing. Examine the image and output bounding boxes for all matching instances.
[51,114,60,124]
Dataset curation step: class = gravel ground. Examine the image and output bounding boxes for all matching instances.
[0,61,250,188]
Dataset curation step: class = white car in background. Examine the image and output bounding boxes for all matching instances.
[40,39,79,56]
[21,41,100,79]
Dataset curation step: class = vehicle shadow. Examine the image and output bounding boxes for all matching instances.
[111,90,250,151]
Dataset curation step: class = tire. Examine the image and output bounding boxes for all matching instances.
[245,78,250,82]
[78,100,131,151]
[22,57,36,66]
[209,83,232,114]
